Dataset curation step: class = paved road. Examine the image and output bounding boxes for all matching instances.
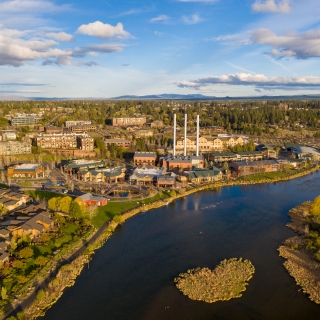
[4,219,111,319]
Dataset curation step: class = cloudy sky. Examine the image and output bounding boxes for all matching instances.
[1,0,320,98]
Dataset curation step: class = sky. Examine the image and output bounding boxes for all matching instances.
[1,0,320,98]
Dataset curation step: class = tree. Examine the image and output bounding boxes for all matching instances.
[1,287,8,300]
[69,199,86,219]
[19,247,34,259]
[48,197,59,212]
[310,196,320,217]
[113,215,124,224]
[36,289,45,301]
[35,256,48,267]
[10,237,17,252]
[12,260,24,270]
[58,196,72,214]
[223,162,229,173]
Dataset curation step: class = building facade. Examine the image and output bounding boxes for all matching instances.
[11,114,41,126]
[65,120,92,127]
[0,141,31,155]
[112,117,146,127]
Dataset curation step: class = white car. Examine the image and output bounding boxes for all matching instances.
[63,190,68,194]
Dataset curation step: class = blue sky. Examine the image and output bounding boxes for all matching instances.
[1,0,320,98]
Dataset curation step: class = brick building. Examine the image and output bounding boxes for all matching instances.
[133,152,157,166]
[65,120,92,127]
[161,155,204,171]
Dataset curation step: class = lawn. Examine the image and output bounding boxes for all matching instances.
[92,201,139,228]
[26,190,75,201]
[240,170,296,181]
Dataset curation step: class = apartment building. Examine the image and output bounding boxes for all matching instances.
[0,141,31,155]
[65,120,92,127]
[11,114,42,126]
[34,133,94,150]
[112,117,146,127]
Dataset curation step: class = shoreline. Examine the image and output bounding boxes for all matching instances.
[6,165,319,319]
[278,200,320,304]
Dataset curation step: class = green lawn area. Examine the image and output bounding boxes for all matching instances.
[55,234,72,248]
[33,245,53,257]
[240,170,297,181]
[92,201,139,228]
[26,190,75,201]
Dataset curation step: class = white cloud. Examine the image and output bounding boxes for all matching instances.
[251,28,320,59]
[176,73,320,90]
[77,21,131,40]
[0,0,70,13]
[252,0,291,14]
[182,13,203,25]
[46,32,74,42]
[150,15,170,23]
[176,0,218,3]
[0,26,73,66]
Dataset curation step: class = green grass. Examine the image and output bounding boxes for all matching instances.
[33,245,53,257]
[26,190,75,201]
[240,170,296,181]
[61,223,79,236]
[92,201,138,228]
[55,234,72,248]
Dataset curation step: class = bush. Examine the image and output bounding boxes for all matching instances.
[36,289,45,301]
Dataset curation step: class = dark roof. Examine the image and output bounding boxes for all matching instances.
[134,152,157,158]
[79,193,106,202]
[187,167,221,179]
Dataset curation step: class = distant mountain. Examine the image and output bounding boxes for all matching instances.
[111,93,320,101]
[111,94,215,100]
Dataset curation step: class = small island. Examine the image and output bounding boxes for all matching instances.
[279,196,320,304]
[174,258,255,303]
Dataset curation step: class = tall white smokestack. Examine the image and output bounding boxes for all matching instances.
[184,113,187,157]
[196,114,200,157]
[173,114,176,156]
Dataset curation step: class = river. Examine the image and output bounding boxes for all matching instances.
[43,172,320,320]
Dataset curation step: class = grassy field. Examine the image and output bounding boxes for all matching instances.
[92,201,138,228]
[240,170,297,181]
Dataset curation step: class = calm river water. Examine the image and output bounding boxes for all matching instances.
[43,172,320,320]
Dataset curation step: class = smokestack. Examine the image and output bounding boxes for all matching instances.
[173,114,176,156]
[184,113,187,157]
[196,114,199,157]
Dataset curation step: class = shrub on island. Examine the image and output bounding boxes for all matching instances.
[174,258,255,303]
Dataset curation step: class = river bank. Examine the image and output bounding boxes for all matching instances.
[9,165,319,319]
[278,201,320,304]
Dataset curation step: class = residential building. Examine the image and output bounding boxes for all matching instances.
[0,141,31,155]
[256,144,277,159]
[34,133,94,150]
[176,135,245,153]
[80,168,125,184]
[134,152,157,166]
[11,113,42,126]
[105,139,131,149]
[112,117,146,127]
[65,120,92,127]
[1,131,16,141]
[44,126,64,134]
[68,125,97,133]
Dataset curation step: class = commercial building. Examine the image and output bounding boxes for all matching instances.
[0,141,31,155]
[112,117,146,127]
[11,114,41,126]
[105,139,131,149]
[186,167,222,184]
[68,125,97,133]
[78,193,107,207]
[4,164,46,179]
[65,120,92,127]
[133,152,157,166]
[228,160,280,177]
[161,154,204,171]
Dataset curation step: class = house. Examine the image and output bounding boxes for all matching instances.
[229,160,280,177]
[78,193,107,207]
[133,152,157,166]
[256,144,277,159]
[186,167,222,184]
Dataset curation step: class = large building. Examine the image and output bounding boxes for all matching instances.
[176,135,245,153]
[11,114,42,126]
[65,120,92,127]
[228,160,280,177]
[68,125,97,133]
[133,152,157,166]
[112,117,146,127]
[161,154,204,171]
[34,133,94,151]
[4,164,46,179]
[0,141,31,155]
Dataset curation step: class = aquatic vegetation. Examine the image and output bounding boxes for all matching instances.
[174,258,255,303]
